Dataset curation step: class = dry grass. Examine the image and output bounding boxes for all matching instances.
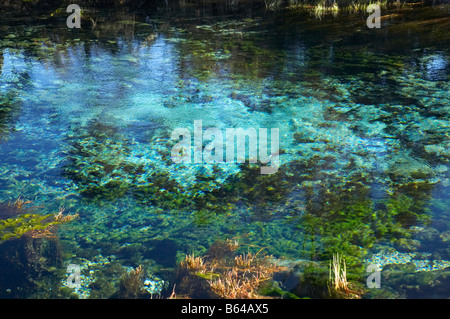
[192,243,283,298]
[53,207,79,223]
[8,197,31,210]
[208,268,261,299]
[180,253,207,273]
[208,251,282,298]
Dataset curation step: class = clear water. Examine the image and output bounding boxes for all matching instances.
[0,4,449,299]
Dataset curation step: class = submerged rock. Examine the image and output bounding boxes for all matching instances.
[272,259,329,298]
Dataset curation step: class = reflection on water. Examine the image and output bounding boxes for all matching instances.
[0,3,449,299]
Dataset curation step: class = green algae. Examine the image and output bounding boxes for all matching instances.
[0,213,57,241]
[0,3,448,298]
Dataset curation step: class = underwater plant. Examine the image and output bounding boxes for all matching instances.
[180,253,207,273]
[173,239,284,298]
[295,177,433,275]
[8,197,31,210]
[0,200,78,297]
[114,265,148,299]
[0,90,21,142]
[0,206,78,242]
[328,253,364,299]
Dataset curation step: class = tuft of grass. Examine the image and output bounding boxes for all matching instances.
[328,253,364,299]
[177,241,285,299]
[286,0,393,19]
[330,253,348,292]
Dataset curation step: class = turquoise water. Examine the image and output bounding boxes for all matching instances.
[0,4,449,298]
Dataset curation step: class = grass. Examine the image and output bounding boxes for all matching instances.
[285,0,393,18]
[313,0,340,19]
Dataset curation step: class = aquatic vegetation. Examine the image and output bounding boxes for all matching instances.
[172,240,285,298]
[329,253,348,294]
[0,232,64,298]
[362,257,450,299]
[63,123,140,199]
[328,253,363,299]
[0,207,78,241]
[0,197,79,242]
[294,178,435,274]
[207,251,283,299]
[114,265,147,299]
[53,207,79,223]
[313,0,339,19]
[285,0,391,19]
[208,268,260,298]
[0,90,21,141]
[385,193,431,228]
[0,1,448,299]
[0,201,71,297]
[180,253,206,272]
[8,196,31,210]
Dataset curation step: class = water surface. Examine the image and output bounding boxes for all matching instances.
[0,3,449,298]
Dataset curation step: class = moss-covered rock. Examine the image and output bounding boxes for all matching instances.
[0,233,63,298]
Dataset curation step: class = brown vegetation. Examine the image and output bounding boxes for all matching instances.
[328,253,364,299]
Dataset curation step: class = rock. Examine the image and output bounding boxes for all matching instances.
[404,269,450,298]
[410,226,440,246]
[388,156,434,180]
[439,230,450,243]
